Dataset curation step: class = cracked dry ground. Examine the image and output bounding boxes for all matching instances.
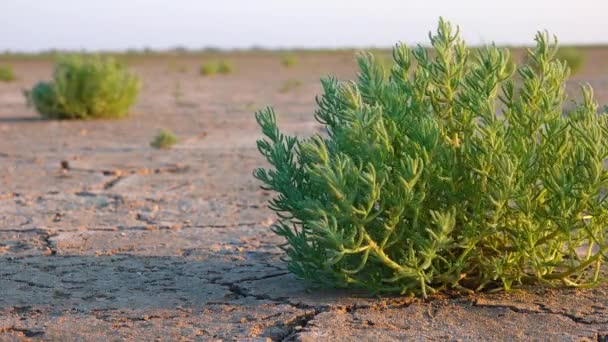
[2,51,608,341]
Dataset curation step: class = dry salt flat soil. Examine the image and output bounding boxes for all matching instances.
[1,49,608,341]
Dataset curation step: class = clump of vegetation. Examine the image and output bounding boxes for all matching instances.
[281,54,298,68]
[150,129,178,149]
[26,55,140,119]
[278,79,302,93]
[218,60,234,75]
[199,60,233,76]
[199,62,218,76]
[255,18,608,297]
[0,65,16,82]
[555,47,585,74]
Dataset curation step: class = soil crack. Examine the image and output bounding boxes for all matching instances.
[40,231,57,256]
[103,175,125,190]
[278,310,319,341]
[10,278,53,289]
[0,326,45,337]
[472,299,605,325]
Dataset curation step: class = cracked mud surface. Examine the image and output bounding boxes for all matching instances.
[2,50,608,340]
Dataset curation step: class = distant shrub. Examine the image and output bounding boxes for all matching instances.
[199,62,218,76]
[278,79,302,93]
[218,60,234,74]
[281,54,298,68]
[26,55,140,119]
[199,60,233,76]
[0,65,16,82]
[555,47,585,74]
[150,129,178,149]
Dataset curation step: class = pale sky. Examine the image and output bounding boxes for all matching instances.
[2,0,608,52]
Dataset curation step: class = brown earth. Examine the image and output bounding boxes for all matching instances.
[1,48,608,341]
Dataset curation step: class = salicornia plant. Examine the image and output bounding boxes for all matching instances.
[555,47,585,74]
[150,129,178,149]
[26,55,140,119]
[255,18,608,297]
[0,65,16,82]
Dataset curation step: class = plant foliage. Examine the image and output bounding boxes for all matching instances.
[150,129,178,149]
[218,60,234,75]
[200,60,234,76]
[255,18,608,297]
[26,55,140,119]
[555,47,585,74]
[281,54,298,68]
[0,65,16,82]
[200,62,218,76]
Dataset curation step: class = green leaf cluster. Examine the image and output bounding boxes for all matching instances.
[555,47,585,74]
[0,65,16,82]
[200,60,234,76]
[26,55,140,119]
[200,62,219,76]
[281,54,299,68]
[150,129,178,149]
[255,18,608,297]
[218,60,234,75]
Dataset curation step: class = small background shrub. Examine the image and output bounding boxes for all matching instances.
[200,60,233,76]
[0,65,16,82]
[199,62,218,76]
[555,47,585,74]
[26,55,140,119]
[218,60,234,74]
[256,19,608,297]
[281,54,298,68]
[150,129,177,149]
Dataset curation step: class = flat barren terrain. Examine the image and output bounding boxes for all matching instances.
[1,48,608,340]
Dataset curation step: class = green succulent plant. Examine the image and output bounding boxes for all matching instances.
[150,129,178,149]
[555,47,585,74]
[255,18,608,297]
[0,65,16,82]
[199,62,218,76]
[218,60,234,75]
[26,55,140,119]
[281,54,298,68]
[200,60,233,76]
